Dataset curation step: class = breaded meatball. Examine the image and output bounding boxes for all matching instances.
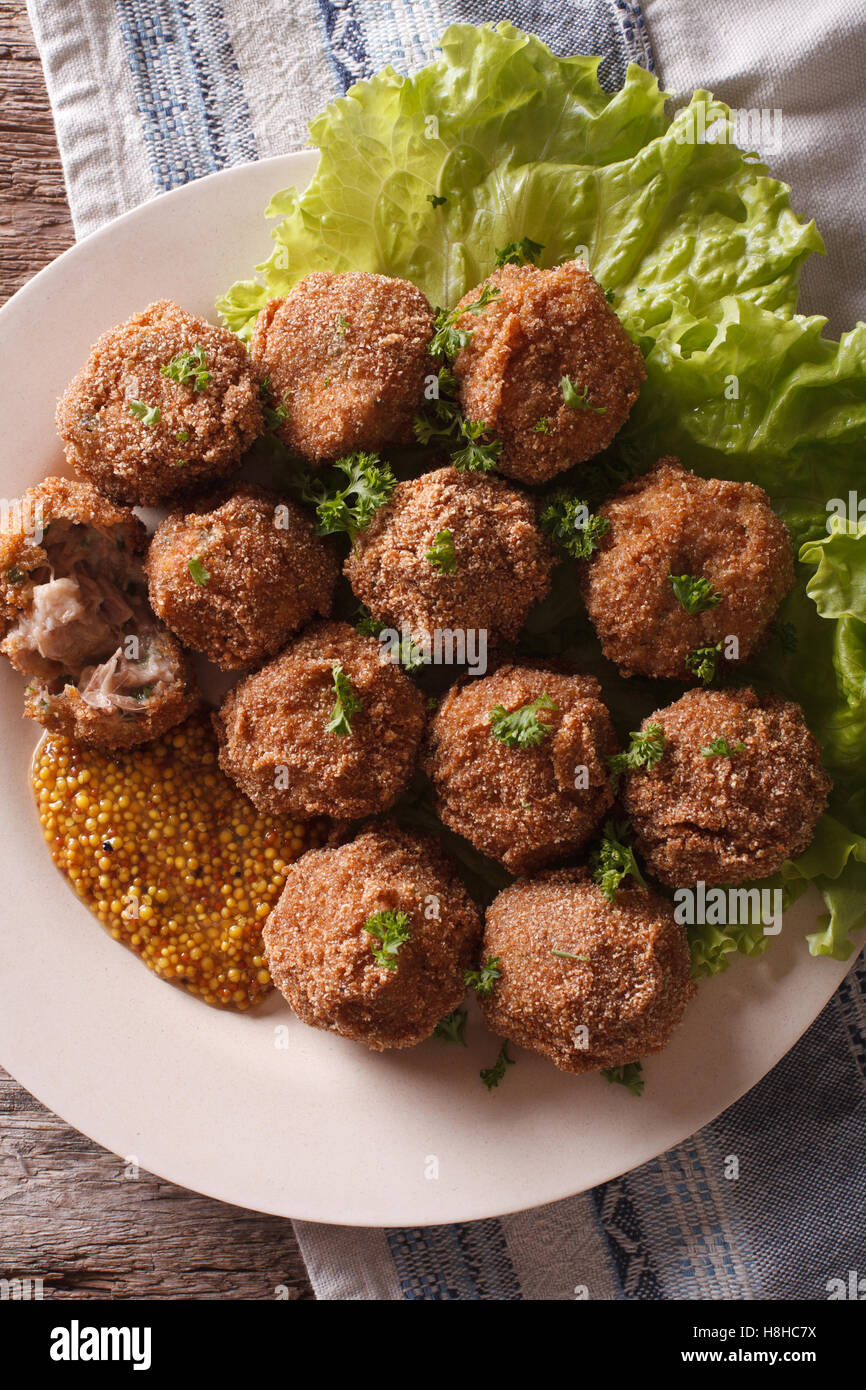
[622,686,832,886]
[0,476,196,747]
[480,869,695,1075]
[250,272,434,461]
[579,458,794,680]
[425,665,618,873]
[55,300,263,506]
[214,620,425,820]
[263,822,481,1050]
[451,260,645,484]
[344,466,556,647]
[144,484,339,670]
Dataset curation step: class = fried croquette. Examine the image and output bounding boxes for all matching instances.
[250,272,434,461]
[344,466,556,645]
[451,260,645,484]
[479,868,695,1075]
[263,822,482,1050]
[144,484,339,670]
[425,665,618,873]
[579,458,795,680]
[0,476,196,746]
[213,620,425,820]
[622,686,832,886]
[55,300,263,506]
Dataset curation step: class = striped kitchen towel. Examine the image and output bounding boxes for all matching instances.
[25,0,866,1300]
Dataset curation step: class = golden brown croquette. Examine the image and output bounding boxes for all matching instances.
[213,620,425,820]
[344,466,556,645]
[451,260,645,484]
[0,476,196,747]
[55,300,263,507]
[622,686,832,886]
[144,484,339,670]
[250,272,434,462]
[579,458,795,680]
[263,821,482,1050]
[479,868,695,1075]
[425,665,618,873]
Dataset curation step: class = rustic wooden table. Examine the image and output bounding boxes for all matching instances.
[0,2,314,1300]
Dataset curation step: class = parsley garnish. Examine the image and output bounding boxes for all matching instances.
[451,419,502,473]
[427,194,447,208]
[494,237,544,267]
[465,955,502,996]
[187,555,209,585]
[593,821,647,903]
[301,451,397,545]
[701,736,746,758]
[175,429,189,442]
[539,491,611,560]
[489,694,557,748]
[336,313,350,337]
[560,375,606,414]
[128,400,161,426]
[426,528,457,574]
[601,1062,645,1097]
[686,643,722,684]
[668,573,722,614]
[364,909,410,970]
[481,1042,515,1092]
[413,368,502,472]
[429,283,501,360]
[603,287,616,303]
[607,723,666,782]
[434,1010,468,1046]
[552,950,590,961]
[533,417,551,434]
[161,344,211,392]
[259,376,290,431]
[326,663,363,737]
[354,607,426,672]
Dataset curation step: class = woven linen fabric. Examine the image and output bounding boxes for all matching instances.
[25,0,866,1300]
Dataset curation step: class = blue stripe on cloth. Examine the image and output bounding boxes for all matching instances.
[386,1218,522,1299]
[314,0,654,94]
[115,0,258,193]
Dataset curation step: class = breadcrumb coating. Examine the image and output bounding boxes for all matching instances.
[480,868,695,1075]
[250,272,434,461]
[579,458,795,679]
[622,686,832,886]
[452,260,645,484]
[264,822,482,1050]
[425,664,618,873]
[213,620,425,820]
[145,484,339,670]
[55,300,263,506]
[344,466,556,644]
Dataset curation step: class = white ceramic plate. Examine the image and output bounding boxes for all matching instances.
[0,153,853,1226]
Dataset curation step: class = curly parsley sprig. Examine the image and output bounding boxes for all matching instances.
[607,723,666,784]
[465,956,502,996]
[539,491,611,560]
[686,643,723,685]
[592,821,647,903]
[326,663,363,737]
[300,451,396,546]
[669,573,722,614]
[601,1062,645,1096]
[481,1042,515,1092]
[494,237,545,267]
[489,694,557,748]
[364,910,411,970]
[429,282,501,361]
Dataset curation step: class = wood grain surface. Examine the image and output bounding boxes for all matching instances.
[0,2,315,1301]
